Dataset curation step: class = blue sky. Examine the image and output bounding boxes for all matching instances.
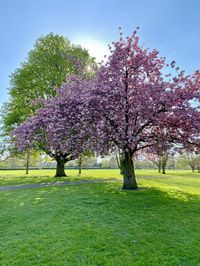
[1,0,200,106]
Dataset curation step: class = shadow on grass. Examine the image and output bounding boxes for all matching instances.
[1,181,200,211]
[1,182,200,265]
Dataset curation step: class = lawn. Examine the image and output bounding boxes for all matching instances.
[0,169,121,186]
[0,169,200,265]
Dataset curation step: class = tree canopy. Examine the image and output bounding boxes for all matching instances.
[13,76,95,176]
[2,33,95,133]
[88,28,200,189]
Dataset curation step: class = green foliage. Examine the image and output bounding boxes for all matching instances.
[0,151,43,169]
[176,155,191,169]
[176,153,200,171]
[2,33,95,133]
[76,151,95,167]
[108,156,118,168]
[101,158,110,168]
[0,169,200,265]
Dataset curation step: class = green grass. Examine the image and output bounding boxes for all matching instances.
[0,168,200,187]
[0,169,200,265]
[0,169,122,186]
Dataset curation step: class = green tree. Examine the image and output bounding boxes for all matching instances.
[76,151,94,175]
[177,152,200,172]
[2,33,95,133]
[101,159,110,169]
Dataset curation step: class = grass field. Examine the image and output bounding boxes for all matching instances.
[0,169,200,265]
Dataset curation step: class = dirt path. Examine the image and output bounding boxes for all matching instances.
[0,178,120,191]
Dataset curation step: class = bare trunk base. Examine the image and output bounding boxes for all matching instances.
[78,163,82,175]
[158,163,161,173]
[192,167,195,173]
[121,151,138,190]
[161,155,168,174]
[162,167,166,174]
[162,163,166,174]
[25,151,30,175]
[55,160,67,177]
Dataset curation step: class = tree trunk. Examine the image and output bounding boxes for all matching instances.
[116,153,122,170]
[77,155,83,175]
[191,165,195,172]
[121,151,138,190]
[158,161,161,173]
[25,151,30,175]
[55,158,67,177]
[119,153,124,175]
[161,154,168,174]
[162,163,166,174]
[78,160,82,175]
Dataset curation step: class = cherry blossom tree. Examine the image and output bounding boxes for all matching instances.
[13,76,94,177]
[89,28,200,189]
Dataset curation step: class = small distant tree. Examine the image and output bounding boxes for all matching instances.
[144,127,176,174]
[109,156,118,168]
[0,134,5,160]
[0,143,5,161]
[145,153,162,173]
[101,159,110,168]
[0,126,10,162]
[82,156,98,168]
[179,152,200,172]
[76,151,94,175]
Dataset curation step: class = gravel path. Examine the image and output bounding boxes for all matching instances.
[0,178,120,191]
